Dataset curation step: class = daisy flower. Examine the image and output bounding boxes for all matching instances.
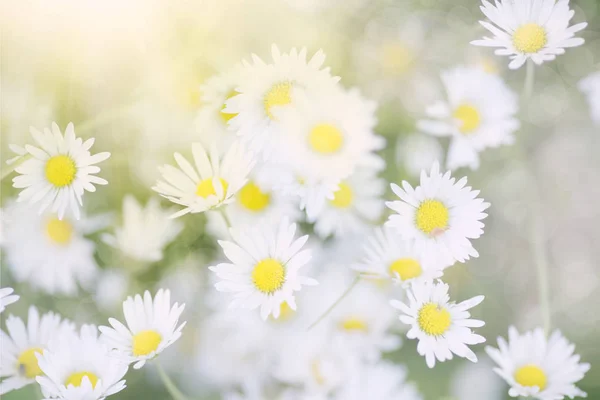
[36,325,128,400]
[209,218,318,320]
[102,195,183,263]
[206,168,301,237]
[335,361,423,400]
[99,289,186,369]
[417,66,520,170]
[273,86,383,183]
[1,202,104,295]
[486,326,590,399]
[386,162,490,264]
[10,122,110,219]
[471,0,587,69]
[354,227,447,286]
[0,306,74,394]
[0,287,19,313]
[579,71,600,125]
[311,167,386,238]
[224,45,340,157]
[390,280,486,368]
[152,141,254,218]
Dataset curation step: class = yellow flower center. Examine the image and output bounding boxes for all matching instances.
[17,347,44,379]
[196,178,228,199]
[415,199,449,236]
[514,364,547,390]
[45,217,74,245]
[252,258,285,294]
[65,371,99,388]
[417,303,451,336]
[381,42,414,75]
[45,155,77,187]
[132,330,162,357]
[389,258,422,281]
[513,23,547,54]
[272,302,295,321]
[453,104,481,134]
[238,181,270,212]
[220,89,239,124]
[330,182,353,209]
[264,81,292,120]
[308,123,344,154]
[340,317,368,332]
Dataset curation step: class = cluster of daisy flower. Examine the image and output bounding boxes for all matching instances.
[1,0,596,399]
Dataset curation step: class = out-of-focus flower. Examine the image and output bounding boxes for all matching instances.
[395,134,443,178]
[1,202,105,296]
[37,325,128,400]
[449,357,505,400]
[353,226,446,286]
[99,289,186,369]
[471,0,587,69]
[334,361,423,400]
[274,86,383,184]
[418,67,519,170]
[0,287,19,313]
[210,218,318,320]
[0,307,74,394]
[153,141,254,218]
[102,195,183,263]
[486,326,590,399]
[391,280,485,368]
[225,45,340,157]
[579,71,600,125]
[9,122,111,220]
[93,269,130,313]
[311,167,386,238]
[206,168,301,237]
[386,162,490,264]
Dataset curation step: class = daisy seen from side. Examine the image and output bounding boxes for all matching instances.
[99,289,186,369]
[486,326,590,399]
[152,141,254,218]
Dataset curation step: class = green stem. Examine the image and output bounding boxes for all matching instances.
[532,210,551,336]
[156,361,188,400]
[523,59,535,100]
[307,275,361,331]
[218,208,232,229]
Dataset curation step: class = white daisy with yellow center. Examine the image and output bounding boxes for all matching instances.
[471,0,587,69]
[0,287,19,313]
[486,327,590,400]
[386,162,490,264]
[206,168,301,236]
[99,289,186,369]
[36,325,128,400]
[354,227,448,286]
[153,141,254,218]
[417,67,519,171]
[102,196,183,263]
[210,218,318,320]
[391,280,485,368]
[310,167,386,239]
[0,307,74,395]
[273,86,383,185]
[1,202,103,296]
[224,45,340,159]
[579,72,600,126]
[10,122,110,220]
